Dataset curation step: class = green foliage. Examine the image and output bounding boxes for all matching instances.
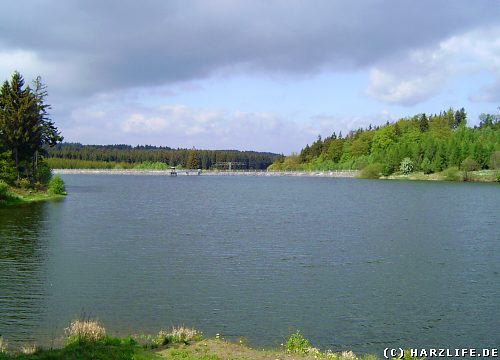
[14,178,31,190]
[186,150,201,169]
[419,113,429,132]
[461,156,480,172]
[420,157,433,174]
[167,350,219,360]
[0,338,161,360]
[268,154,306,171]
[461,156,480,181]
[46,158,133,170]
[399,157,414,174]
[359,163,383,179]
[271,107,499,182]
[0,151,16,184]
[285,330,310,354]
[133,161,168,170]
[489,150,500,170]
[48,175,66,195]
[0,181,10,201]
[371,126,396,153]
[0,72,62,181]
[46,144,278,170]
[442,167,461,181]
[35,160,52,185]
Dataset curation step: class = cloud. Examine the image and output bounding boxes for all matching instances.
[64,98,395,153]
[2,1,498,151]
[0,0,497,97]
[366,25,500,105]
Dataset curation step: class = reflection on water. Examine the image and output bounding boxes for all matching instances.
[0,203,49,346]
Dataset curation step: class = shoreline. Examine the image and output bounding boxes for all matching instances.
[51,168,499,182]
[0,189,65,207]
[52,169,360,178]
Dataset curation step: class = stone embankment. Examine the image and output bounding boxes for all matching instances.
[53,169,360,178]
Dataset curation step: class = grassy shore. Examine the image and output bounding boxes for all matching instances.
[383,169,498,182]
[0,187,64,207]
[0,321,414,360]
[0,178,66,207]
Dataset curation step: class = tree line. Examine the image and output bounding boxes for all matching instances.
[0,72,62,185]
[46,143,280,170]
[269,107,500,177]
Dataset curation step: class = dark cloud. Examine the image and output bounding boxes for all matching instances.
[0,0,497,96]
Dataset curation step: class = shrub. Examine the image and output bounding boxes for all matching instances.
[0,181,10,201]
[48,175,66,195]
[65,319,106,344]
[359,163,383,179]
[442,167,461,181]
[153,326,201,347]
[15,178,31,189]
[285,330,310,354]
[420,157,433,174]
[399,157,414,174]
[461,156,480,181]
[35,160,52,185]
[461,156,480,172]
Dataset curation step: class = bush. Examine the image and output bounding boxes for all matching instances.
[285,330,310,354]
[442,167,461,181]
[48,175,66,195]
[461,156,480,172]
[461,156,480,181]
[420,157,433,174]
[65,319,106,344]
[360,163,383,179]
[15,178,31,189]
[0,181,10,201]
[399,157,414,174]
[35,160,52,185]
[153,326,201,347]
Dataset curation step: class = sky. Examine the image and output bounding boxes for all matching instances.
[0,0,499,154]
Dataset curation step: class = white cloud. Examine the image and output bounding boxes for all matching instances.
[64,97,396,153]
[366,26,500,106]
[366,67,445,106]
[122,114,168,133]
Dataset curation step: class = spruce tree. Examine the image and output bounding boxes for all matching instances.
[0,71,62,180]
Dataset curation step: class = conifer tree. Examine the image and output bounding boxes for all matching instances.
[0,71,62,180]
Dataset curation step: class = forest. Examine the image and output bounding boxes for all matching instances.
[269,107,500,179]
[46,143,280,170]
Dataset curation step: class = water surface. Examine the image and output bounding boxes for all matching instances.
[0,175,498,354]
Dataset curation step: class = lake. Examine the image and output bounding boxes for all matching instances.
[0,174,499,355]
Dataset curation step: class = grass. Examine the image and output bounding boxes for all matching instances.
[0,321,422,360]
[0,185,65,207]
[65,319,107,345]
